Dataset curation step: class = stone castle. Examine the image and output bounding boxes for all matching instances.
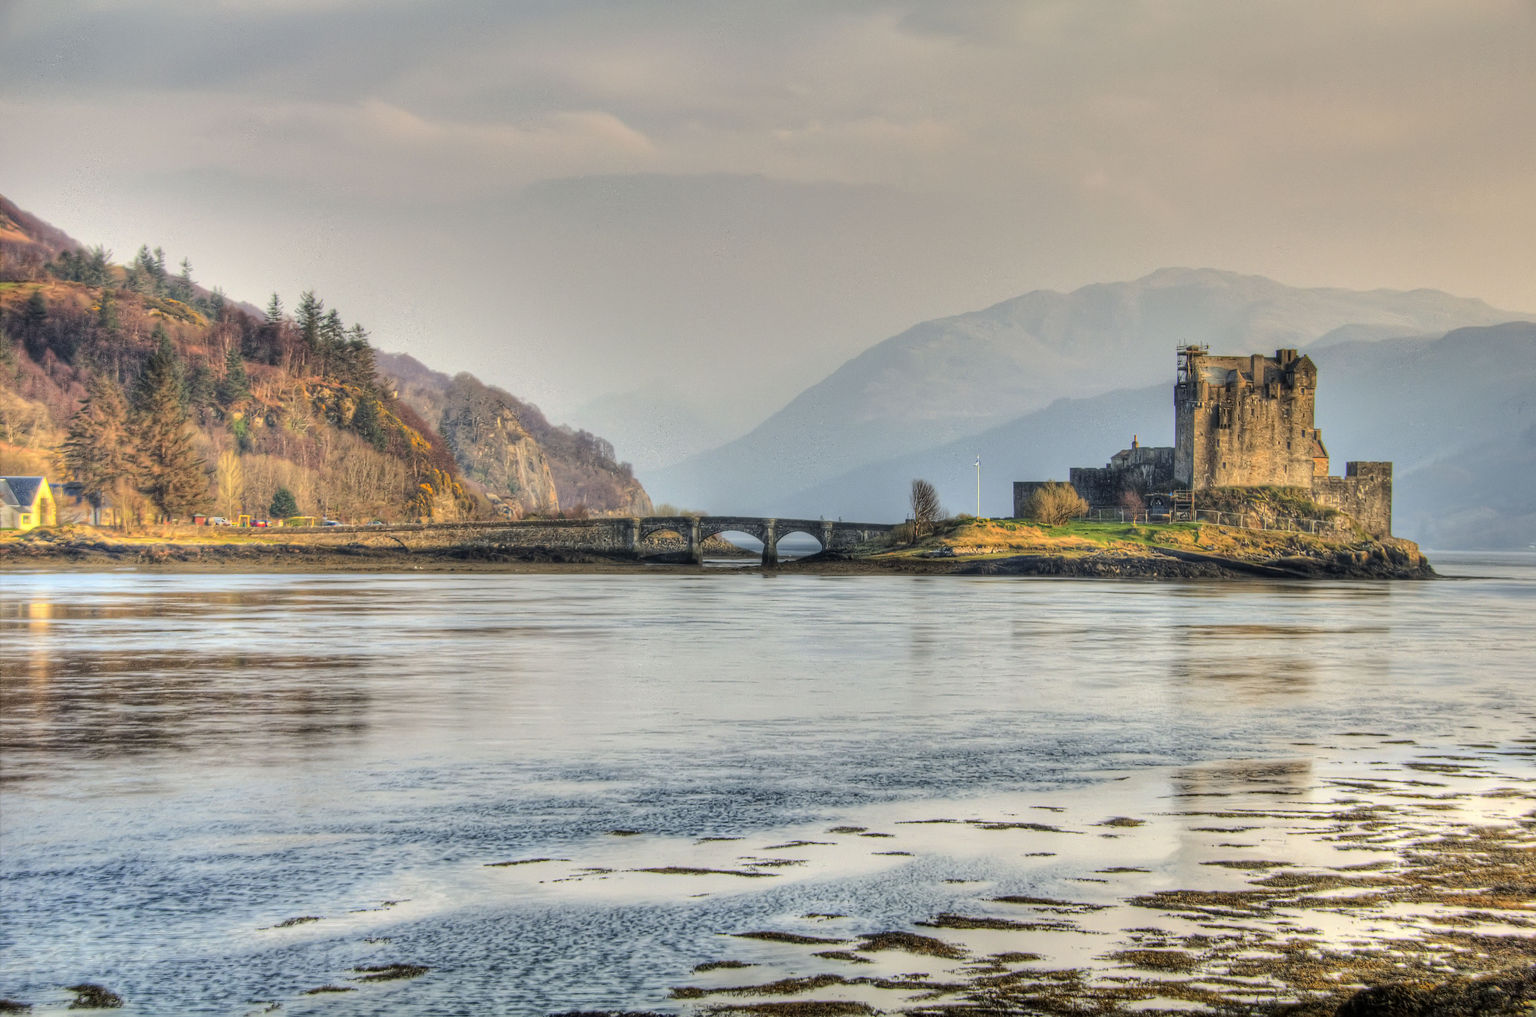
[1014,347,1393,536]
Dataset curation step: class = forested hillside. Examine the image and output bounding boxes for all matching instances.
[0,196,647,524]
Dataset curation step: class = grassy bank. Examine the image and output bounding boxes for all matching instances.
[859,517,1433,579]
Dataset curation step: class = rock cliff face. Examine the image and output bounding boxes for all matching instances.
[378,353,650,516]
[437,375,561,516]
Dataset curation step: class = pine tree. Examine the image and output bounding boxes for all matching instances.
[128,245,164,295]
[217,347,250,406]
[320,308,346,378]
[131,332,207,519]
[296,291,323,346]
[186,361,216,417]
[63,375,134,505]
[351,395,387,450]
[96,290,119,334]
[342,323,379,391]
[174,258,195,301]
[84,245,111,287]
[269,486,298,518]
[245,293,284,365]
[135,327,185,409]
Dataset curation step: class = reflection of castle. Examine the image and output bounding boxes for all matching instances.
[1013,348,1393,536]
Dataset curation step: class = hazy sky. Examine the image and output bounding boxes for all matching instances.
[3,0,1533,441]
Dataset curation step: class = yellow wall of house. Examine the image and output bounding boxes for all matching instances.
[4,480,55,531]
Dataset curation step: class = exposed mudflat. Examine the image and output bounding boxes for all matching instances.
[494,738,1533,1016]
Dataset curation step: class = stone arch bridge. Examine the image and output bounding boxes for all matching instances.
[300,515,897,566]
[631,516,894,565]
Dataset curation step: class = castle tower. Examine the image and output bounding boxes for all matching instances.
[1174,346,1327,489]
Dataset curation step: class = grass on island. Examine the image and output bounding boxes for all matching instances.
[870,517,1203,559]
[867,515,1401,563]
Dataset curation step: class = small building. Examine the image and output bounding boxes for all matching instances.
[0,476,57,531]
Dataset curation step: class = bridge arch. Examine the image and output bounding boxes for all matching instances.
[634,516,698,562]
[770,527,825,562]
[697,519,770,545]
[622,515,898,566]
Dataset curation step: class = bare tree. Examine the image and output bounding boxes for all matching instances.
[214,449,244,518]
[1120,489,1146,522]
[910,478,941,541]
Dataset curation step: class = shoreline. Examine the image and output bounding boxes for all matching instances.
[0,530,1435,579]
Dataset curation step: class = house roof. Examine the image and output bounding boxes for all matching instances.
[0,476,47,509]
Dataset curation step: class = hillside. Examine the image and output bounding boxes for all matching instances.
[378,352,652,517]
[650,268,1527,514]
[0,197,647,525]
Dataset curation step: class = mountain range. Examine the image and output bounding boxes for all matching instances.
[649,269,1533,548]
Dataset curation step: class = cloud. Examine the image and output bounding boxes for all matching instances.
[1,0,1532,423]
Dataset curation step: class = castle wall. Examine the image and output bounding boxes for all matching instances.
[1068,445,1175,511]
[1312,462,1393,538]
[1175,348,1323,490]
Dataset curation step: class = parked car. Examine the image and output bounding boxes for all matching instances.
[209,516,229,526]
[323,518,341,526]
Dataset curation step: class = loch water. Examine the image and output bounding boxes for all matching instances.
[1,555,1533,1014]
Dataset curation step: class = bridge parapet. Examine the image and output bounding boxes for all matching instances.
[262,514,896,565]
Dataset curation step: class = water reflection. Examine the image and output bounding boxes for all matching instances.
[0,649,373,784]
[1,581,383,785]
[2,566,1533,1014]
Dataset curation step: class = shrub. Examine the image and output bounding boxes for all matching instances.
[1024,482,1088,526]
[269,486,298,518]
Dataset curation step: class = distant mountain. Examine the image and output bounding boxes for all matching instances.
[651,269,1525,515]
[1310,322,1536,549]
[772,322,1536,549]
[571,382,749,477]
[378,353,652,517]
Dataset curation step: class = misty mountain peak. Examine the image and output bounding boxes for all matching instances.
[650,271,1528,522]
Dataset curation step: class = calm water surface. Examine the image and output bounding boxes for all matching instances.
[2,554,1533,1013]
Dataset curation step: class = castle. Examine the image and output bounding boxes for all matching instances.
[1013,347,1393,536]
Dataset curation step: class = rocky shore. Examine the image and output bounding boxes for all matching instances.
[950,544,1434,580]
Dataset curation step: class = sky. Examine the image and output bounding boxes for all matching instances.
[3,0,1533,461]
